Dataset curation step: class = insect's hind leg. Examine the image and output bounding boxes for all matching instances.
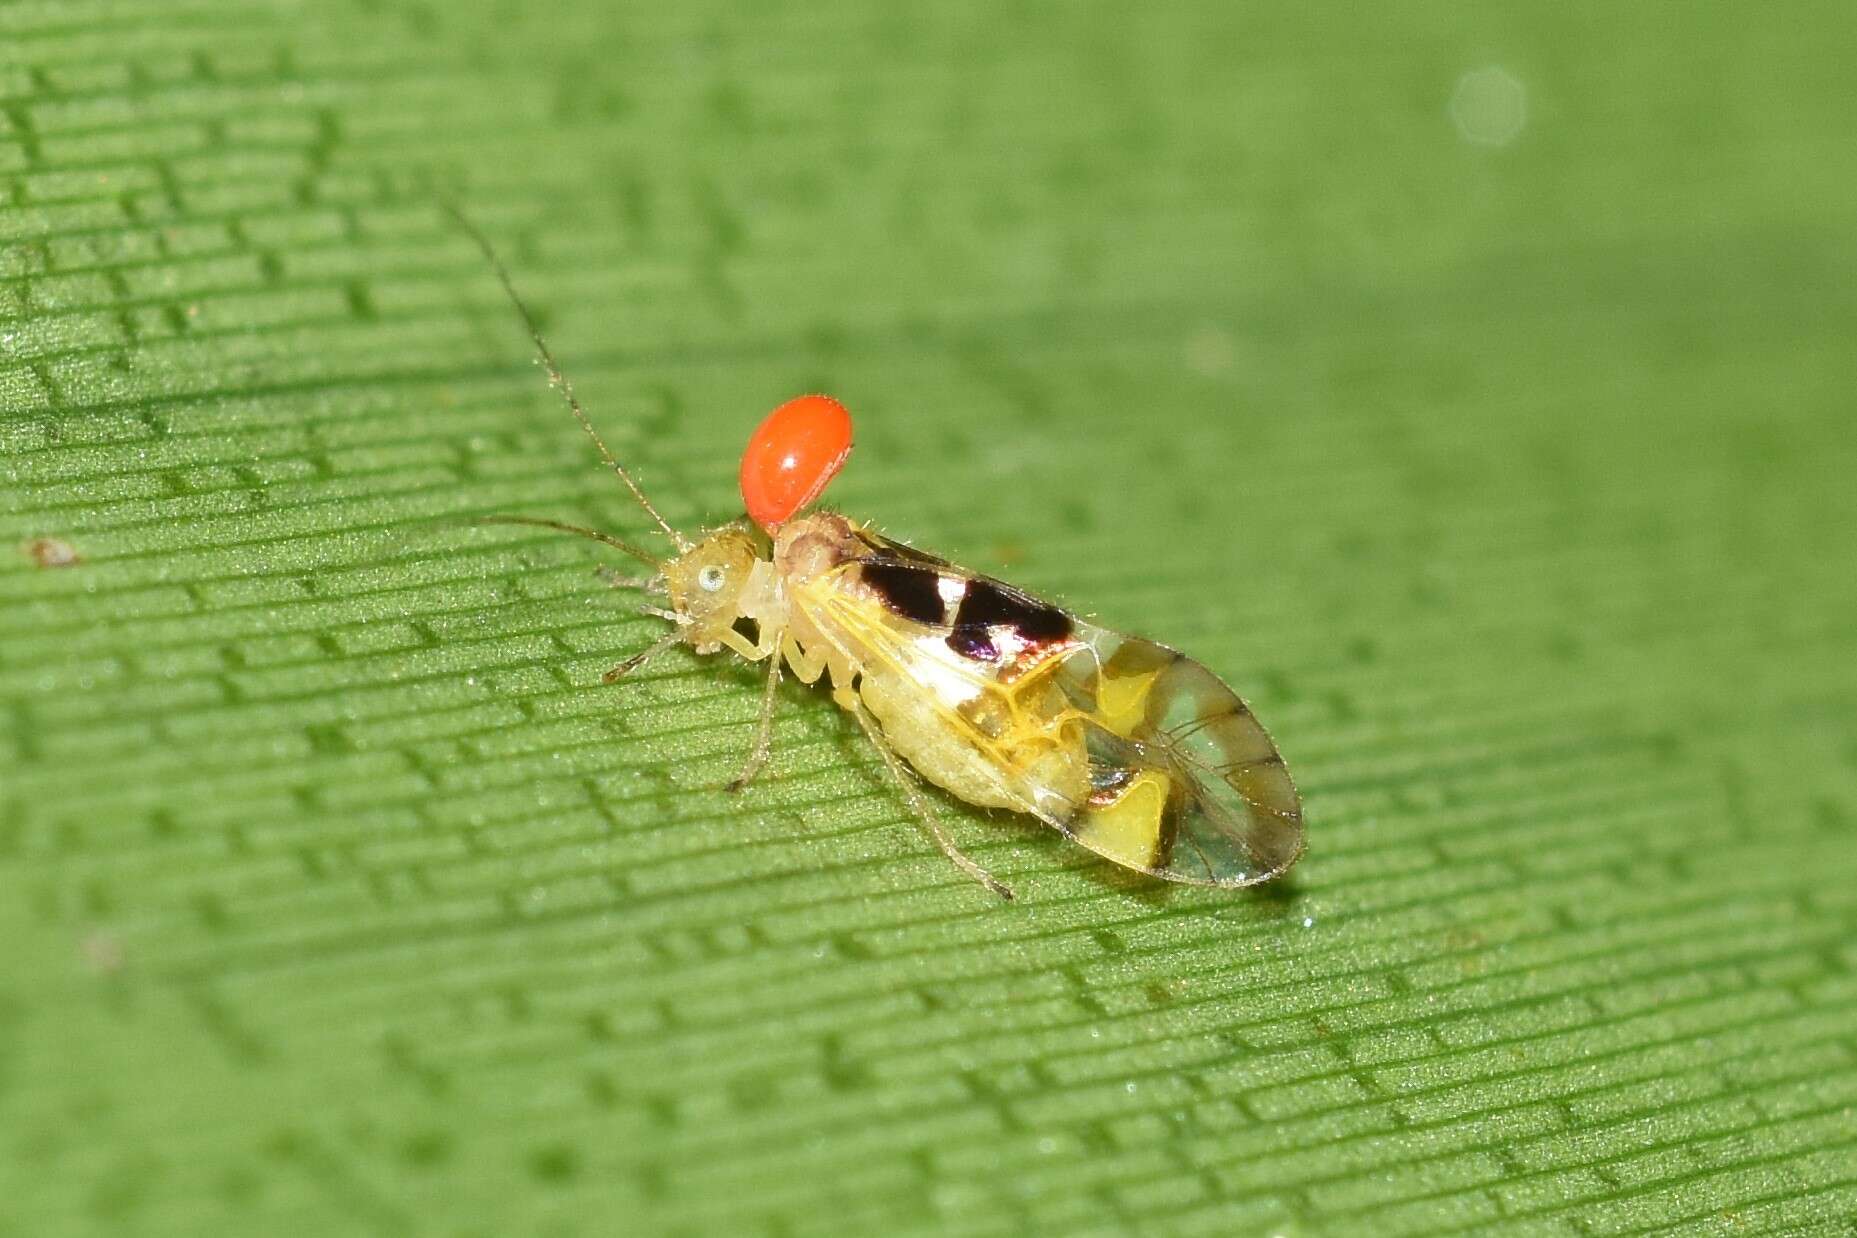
[844,695,1015,902]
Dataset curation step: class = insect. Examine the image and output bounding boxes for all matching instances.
[457,216,1304,901]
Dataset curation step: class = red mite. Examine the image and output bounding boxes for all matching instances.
[739,394,853,532]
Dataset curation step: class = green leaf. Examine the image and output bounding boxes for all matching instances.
[4,4,1855,1234]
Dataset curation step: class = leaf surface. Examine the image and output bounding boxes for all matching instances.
[3,4,1855,1234]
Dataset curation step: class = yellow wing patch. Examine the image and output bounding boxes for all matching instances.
[1072,767,1173,870]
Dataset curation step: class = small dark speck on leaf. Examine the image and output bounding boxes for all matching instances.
[402,1130,452,1168]
[22,537,80,568]
[529,1143,579,1183]
[1057,501,1096,533]
[1144,980,1180,1007]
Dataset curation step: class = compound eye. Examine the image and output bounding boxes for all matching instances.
[697,564,727,593]
[738,394,853,532]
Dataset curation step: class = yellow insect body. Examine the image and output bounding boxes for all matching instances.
[662,511,1305,892]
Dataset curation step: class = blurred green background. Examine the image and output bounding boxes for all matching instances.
[3,2,1855,1234]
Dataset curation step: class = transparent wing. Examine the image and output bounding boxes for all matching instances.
[1048,624,1304,887]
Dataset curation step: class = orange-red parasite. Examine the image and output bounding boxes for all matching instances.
[739,394,853,532]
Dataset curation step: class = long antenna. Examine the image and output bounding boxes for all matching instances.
[445,203,691,551]
[475,515,661,568]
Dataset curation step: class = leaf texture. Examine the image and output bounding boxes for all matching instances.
[2,3,1855,1235]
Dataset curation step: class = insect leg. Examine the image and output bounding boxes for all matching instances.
[845,697,1015,902]
[601,630,684,683]
[781,633,830,685]
[726,654,783,793]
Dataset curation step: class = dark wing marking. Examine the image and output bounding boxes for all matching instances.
[851,531,1073,663]
[947,578,1072,660]
[860,561,949,626]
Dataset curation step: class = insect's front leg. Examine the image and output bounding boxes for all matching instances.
[601,629,685,683]
[714,622,778,664]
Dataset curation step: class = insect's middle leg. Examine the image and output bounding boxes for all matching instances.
[843,693,1015,902]
[723,631,841,790]
[715,622,792,794]
[726,653,783,793]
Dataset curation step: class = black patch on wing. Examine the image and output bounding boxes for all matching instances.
[947,578,1072,661]
[861,562,947,626]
